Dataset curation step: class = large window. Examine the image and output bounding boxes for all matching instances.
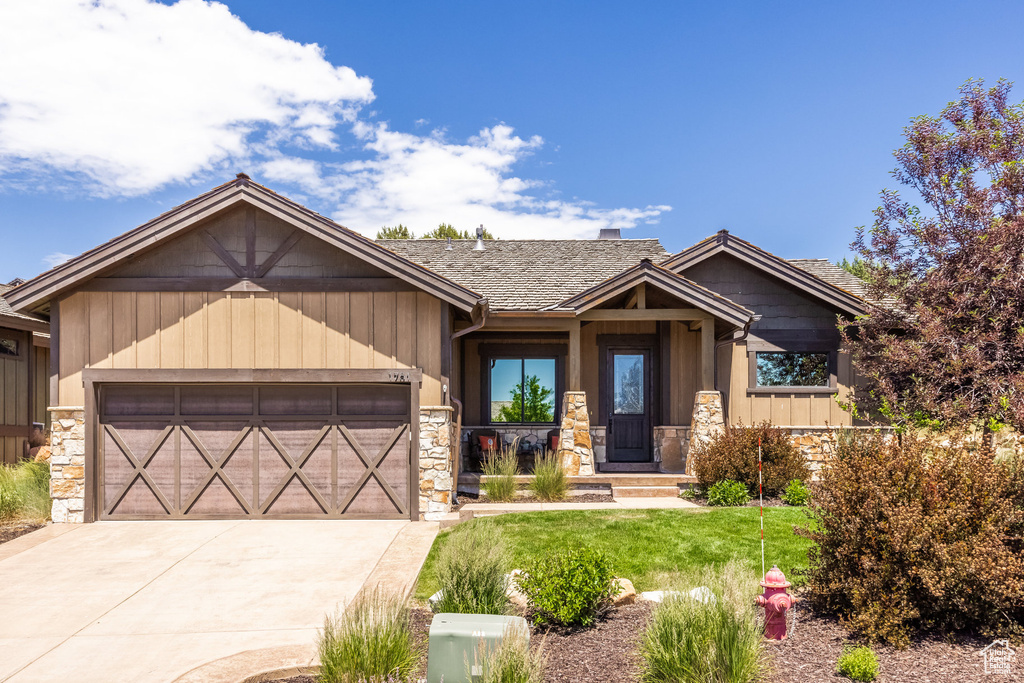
[489,357,557,424]
[755,352,830,387]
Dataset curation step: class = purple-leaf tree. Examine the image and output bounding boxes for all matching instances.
[843,79,1024,431]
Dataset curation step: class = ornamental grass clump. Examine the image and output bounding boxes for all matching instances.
[529,450,567,502]
[516,544,615,627]
[432,523,511,615]
[483,443,519,502]
[693,422,809,496]
[317,587,418,683]
[801,430,1024,647]
[0,460,50,522]
[836,645,879,682]
[639,560,765,683]
[475,623,545,683]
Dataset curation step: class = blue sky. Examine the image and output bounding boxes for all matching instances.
[1,0,1022,282]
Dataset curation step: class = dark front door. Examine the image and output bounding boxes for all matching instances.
[606,349,652,462]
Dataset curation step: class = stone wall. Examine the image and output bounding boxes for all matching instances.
[418,406,454,521]
[686,391,724,475]
[556,391,595,476]
[48,406,86,523]
[653,426,691,473]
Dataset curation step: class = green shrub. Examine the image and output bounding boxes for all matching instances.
[678,486,700,500]
[802,430,1024,647]
[515,544,614,626]
[483,445,519,502]
[694,422,810,496]
[432,523,511,615]
[476,623,545,683]
[781,479,810,506]
[529,450,567,502]
[639,560,764,683]
[317,587,418,683]
[706,480,750,507]
[836,645,879,681]
[0,460,50,522]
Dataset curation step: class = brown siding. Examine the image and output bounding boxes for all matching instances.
[34,345,50,425]
[669,322,700,424]
[0,328,31,463]
[56,290,445,408]
[720,341,854,427]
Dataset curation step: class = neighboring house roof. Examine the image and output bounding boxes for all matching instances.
[556,260,755,328]
[661,230,869,317]
[6,176,483,315]
[377,238,670,311]
[0,284,49,333]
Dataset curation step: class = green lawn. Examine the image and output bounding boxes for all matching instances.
[414,507,813,600]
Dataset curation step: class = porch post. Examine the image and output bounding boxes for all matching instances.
[568,319,581,391]
[701,316,715,391]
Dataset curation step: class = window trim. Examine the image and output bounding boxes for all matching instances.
[0,331,25,360]
[745,331,838,395]
[480,343,565,426]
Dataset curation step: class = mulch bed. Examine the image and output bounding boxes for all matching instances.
[268,603,1022,683]
[271,605,651,683]
[766,604,1023,682]
[0,522,44,545]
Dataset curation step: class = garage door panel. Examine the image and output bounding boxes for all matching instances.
[98,383,414,520]
[263,475,329,515]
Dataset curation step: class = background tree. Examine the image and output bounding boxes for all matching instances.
[843,79,1024,430]
[376,224,413,239]
[498,375,554,422]
[420,223,495,240]
[837,256,873,282]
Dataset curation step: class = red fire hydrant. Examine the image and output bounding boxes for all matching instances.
[756,565,793,640]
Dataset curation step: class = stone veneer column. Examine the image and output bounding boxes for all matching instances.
[418,406,454,521]
[48,407,86,523]
[556,391,595,476]
[686,391,724,476]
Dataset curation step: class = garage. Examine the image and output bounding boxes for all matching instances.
[93,372,419,520]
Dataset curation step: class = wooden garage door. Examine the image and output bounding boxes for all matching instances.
[97,383,413,520]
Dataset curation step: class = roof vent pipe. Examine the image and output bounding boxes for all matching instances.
[445,236,453,251]
[474,225,486,251]
[599,228,621,240]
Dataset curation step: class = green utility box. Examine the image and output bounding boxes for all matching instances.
[426,613,529,683]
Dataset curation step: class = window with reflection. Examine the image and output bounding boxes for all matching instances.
[755,352,829,387]
[489,357,557,423]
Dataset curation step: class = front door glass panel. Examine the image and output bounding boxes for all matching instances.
[613,354,644,415]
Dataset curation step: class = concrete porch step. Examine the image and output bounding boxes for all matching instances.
[611,485,681,498]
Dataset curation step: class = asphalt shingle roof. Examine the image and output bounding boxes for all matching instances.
[787,259,869,300]
[0,284,47,325]
[379,239,870,312]
[377,239,671,310]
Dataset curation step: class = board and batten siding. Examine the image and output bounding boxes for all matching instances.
[682,253,854,427]
[56,290,444,407]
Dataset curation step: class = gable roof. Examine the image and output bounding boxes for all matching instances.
[378,238,669,311]
[6,176,483,314]
[556,260,754,327]
[0,284,49,333]
[661,230,868,317]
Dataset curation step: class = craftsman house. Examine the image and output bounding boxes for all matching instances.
[6,176,868,522]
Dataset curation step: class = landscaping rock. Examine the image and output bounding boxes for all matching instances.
[32,446,50,463]
[611,578,637,606]
[507,569,529,610]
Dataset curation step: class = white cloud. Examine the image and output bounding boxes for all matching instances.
[0,0,373,195]
[261,124,671,239]
[0,0,670,238]
[42,252,75,269]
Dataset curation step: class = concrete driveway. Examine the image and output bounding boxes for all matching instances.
[0,520,422,682]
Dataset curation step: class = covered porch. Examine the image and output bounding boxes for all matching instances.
[451,260,754,476]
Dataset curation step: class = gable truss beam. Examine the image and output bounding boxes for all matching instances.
[201,229,247,278]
